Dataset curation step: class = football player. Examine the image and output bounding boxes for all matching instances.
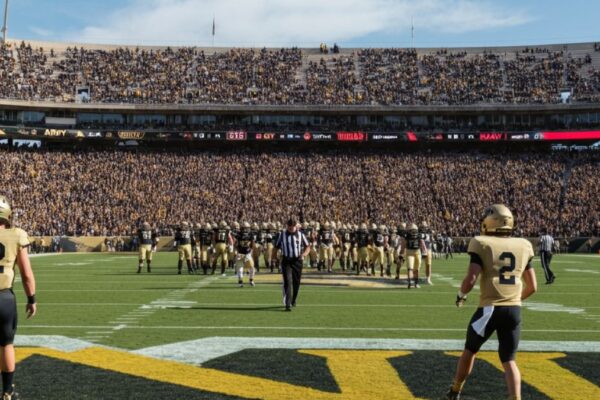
[192,223,202,272]
[420,222,434,285]
[351,224,359,269]
[174,222,194,274]
[137,222,159,273]
[236,222,256,287]
[339,224,353,271]
[199,223,213,274]
[371,224,387,277]
[402,223,426,288]
[318,221,337,273]
[228,222,240,271]
[264,223,275,273]
[355,223,371,275]
[386,226,398,277]
[250,223,263,273]
[446,205,537,400]
[395,223,407,280]
[307,221,318,268]
[0,196,36,400]
[212,221,233,275]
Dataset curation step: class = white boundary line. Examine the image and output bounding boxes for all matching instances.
[12,335,600,366]
[20,325,600,333]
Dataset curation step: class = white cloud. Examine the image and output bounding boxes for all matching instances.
[68,0,532,46]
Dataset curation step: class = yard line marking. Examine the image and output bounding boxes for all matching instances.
[113,325,127,331]
[565,269,599,274]
[30,302,600,309]
[31,288,600,295]
[20,325,600,333]
[135,337,600,365]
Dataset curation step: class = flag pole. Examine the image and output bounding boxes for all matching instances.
[212,15,215,47]
[411,16,414,49]
[1,0,9,44]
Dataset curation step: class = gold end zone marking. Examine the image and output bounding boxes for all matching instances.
[446,351,600,400]
[15,347,599,400]
[300,350,423,399]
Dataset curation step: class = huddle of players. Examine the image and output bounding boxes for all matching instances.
[137,220,284,284]
[301,221,434,288]
[137,220,436,288]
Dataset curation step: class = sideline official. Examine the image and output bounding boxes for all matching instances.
[276,219,311,311]
[539,228,556,284]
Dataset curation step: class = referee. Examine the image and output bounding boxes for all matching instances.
[539,228,556,284]
[276,219,311,311]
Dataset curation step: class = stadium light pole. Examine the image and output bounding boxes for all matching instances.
[1,0,8,44]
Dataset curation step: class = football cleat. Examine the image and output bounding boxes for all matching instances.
[136,267,141,274]
[250,280,255,287]
[446,388,461,400]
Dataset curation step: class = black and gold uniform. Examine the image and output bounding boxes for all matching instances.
[306,223,318,268]
[199,224,213,274]
[403,224,423,288]
[212,221,231,275]
[137,223,158,273]
[420,223,433,285]
[395,224,407,279]
[175,223,194,274]
[339,225,354,271]
[371,226,387,276]
[271,226,282,272]
[192,223,202,272]
[355,225,370,275]
[448,205,537,400]
[252,224,267,272]
[318,223,335,272]
[236,223,256,287]
[386,228,399,277]
[264,223,276,273]
[228,223,240,271]
[0,227,30,345]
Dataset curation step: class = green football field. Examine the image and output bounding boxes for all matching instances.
[12,252,600,399]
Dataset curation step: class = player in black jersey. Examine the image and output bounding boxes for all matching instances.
[137,222,159,273]
[198,223,213,274]
[339,224,354,271]
[355,223,371,275]
[236,222,256,287]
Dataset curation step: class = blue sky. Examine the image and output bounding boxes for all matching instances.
[3,0,600,48]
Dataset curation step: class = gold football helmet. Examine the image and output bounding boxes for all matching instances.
[302,222,308,229]
[408,223,418,232]
[0,196,11,226]
[219,221,227,229]
[371,223,377,231]
[205,223,212,230]
[252,222,259,230]
[262,222,268,230]
[481,204,514,235]
[360,223,368,230]
[142,221,151,230]
[181,221,189,229]
[242,221,251,229]
[233,222,240,230]
[399,222,407,230]
[324,221,331,229]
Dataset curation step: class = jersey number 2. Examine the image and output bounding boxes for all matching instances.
[0,243,5,273]
[499,252,516,285]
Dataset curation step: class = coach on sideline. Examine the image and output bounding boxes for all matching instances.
[276,219,311,311]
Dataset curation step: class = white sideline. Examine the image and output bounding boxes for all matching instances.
[13,335,600,366]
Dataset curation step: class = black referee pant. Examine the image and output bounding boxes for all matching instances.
[282,256,302,309]
[540,250,555,283]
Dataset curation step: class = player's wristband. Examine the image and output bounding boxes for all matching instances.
[27,295,36,305]
[457,291,467,300]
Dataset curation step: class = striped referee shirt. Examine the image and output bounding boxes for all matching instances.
[539,234,554,252]
[276,230,310,258]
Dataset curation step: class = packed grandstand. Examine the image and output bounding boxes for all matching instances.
[1,40,599,241]
[1,40,600,105]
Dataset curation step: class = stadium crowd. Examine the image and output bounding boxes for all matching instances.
[2,41,600,105]
[1,148,598,238]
